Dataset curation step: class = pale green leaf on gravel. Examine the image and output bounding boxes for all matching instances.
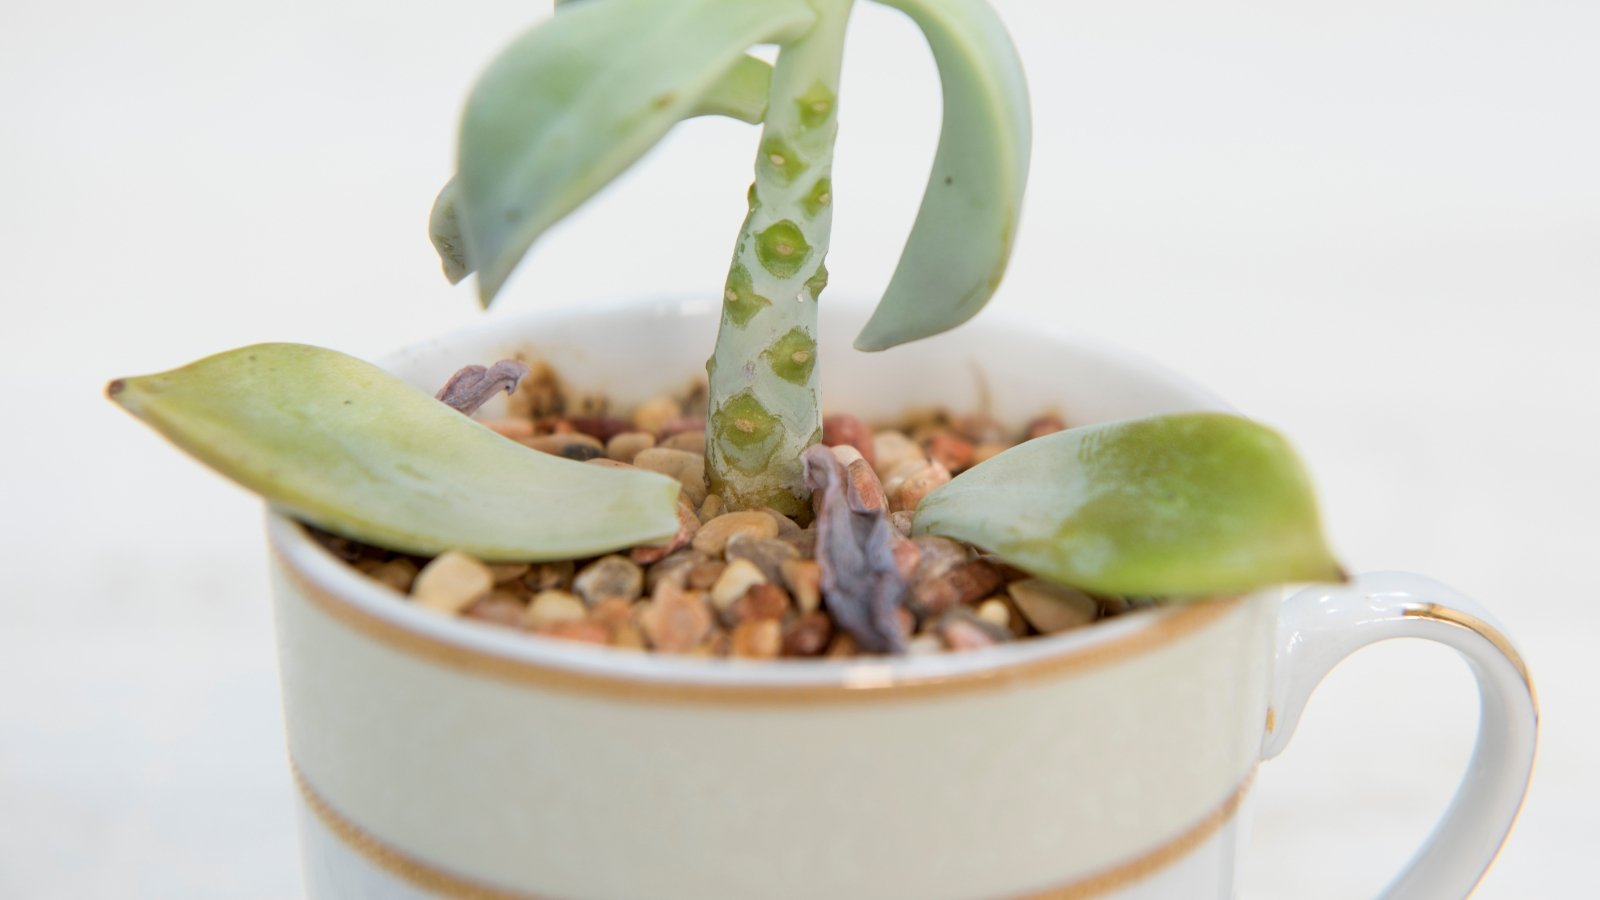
[454,0,815,305]
[108,344,683,561]
[913,413,1344,597]
[853,0,1031,352]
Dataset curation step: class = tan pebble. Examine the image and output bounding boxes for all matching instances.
[910,536,970,579]
[703,629,733,658]
[525,590,588,627]
[605,431,656,463]
[975,598,1012,630]
[872,430,924,479]
[522,560,574,592]
[733,583,791,623]
[631,396,681,435]
[639,582,714,653]
[367,558,419,593]
[1098,594,1132,616]
[534,620,611,646]
[709,558,767,618]
[823,414,876,468]
[938,613,1002,652]
[973,442,1008,465]
[657,416,705,439]
[881,456,931,496]
[926,432,975,472]
[889,510,915,537]
[731,619,782,659]
[907,634,945,655]
[633,448,707,506]
[486,563,530,585]
[660,431,705,453]
[642,549,706,593]
[612,624,647,651]
[825,632,859,658]
[1008,579,1098,633]
[413,551,494,614]
[756,507,802,537]
[891,535,921,580]
[686,559,727,591]
[724,535,799,584]
[779,528,817,558]
[780,559,822,615]
[463,591,526,628]
[699,493,726,522]
[909,558,1004,619]
[481,418,536,440]
[893,462,952,513]
[572,555,644,606]
[781,612,833,656]
[565,415,630,443]
[692,510,779,556]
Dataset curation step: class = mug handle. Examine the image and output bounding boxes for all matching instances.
[1262,571,1538,898]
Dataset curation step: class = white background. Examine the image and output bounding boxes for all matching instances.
[2,0,1596,896]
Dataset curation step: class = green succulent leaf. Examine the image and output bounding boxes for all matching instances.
[913,413,1344,597]
[455,0,814,305]
[107,344,682,562]
[854,0,1031,352]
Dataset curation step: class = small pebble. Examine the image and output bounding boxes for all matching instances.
[724,535,799,585]
[889,510,915,537]
[907,634,945,655]
[464,591,526,628]
[975,597,1013,631]
[1027,414,1066,440]
[938,610,1007,651]
[872,430,925,480]
[566,416,632,443]
[687,559,727,591]
[413,551,494,614]
[829,444,864,467]
[482,418,536,441]
[633,447,708,506]
[757,507,803,537]
[367,558,419,593]
[1008,579,1099,634]
[692,511,779,556]
[710,558,767,619]
[732,583,791,623]
[973,442,1008,465]
[909,558,1004,619]
[525,590,588,627]
[587,597,636,636]
[657,416,705,440]
[630,497,700,565]
[523,560,575,592]
[731,619,783,659]
[781,612,833,656]
[523,433,604,457]
[823,414,876,468]
[926,432,975,472]
[661,431,706,453]
[572,555,644,606]
[699,493,726,522]
[632,396,681,435]
[893,462,952,512]
[954,413,1008,445]
[605,431,656,463]
[848,458,888,511]
[639,582,714,653]
[825,632,859,658]
[486,563,530,585]
[780,559,822,615]
[643,550,706,592]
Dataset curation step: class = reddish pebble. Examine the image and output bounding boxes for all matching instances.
[639,582,714,653]
[926,432,975,472]
[657,416,705,440]
[781,612,834,656]
[535,620,611,646]
[910,558,1004,619]
[822,414,876,468]
[732,583,791,623]
[1027,414,1066,440]
[731,619,783,659]
[463,592,526,628]
[566,416,634,443]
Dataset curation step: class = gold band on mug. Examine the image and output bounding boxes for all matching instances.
[273,542,1245,706]
[294,760,1256,900]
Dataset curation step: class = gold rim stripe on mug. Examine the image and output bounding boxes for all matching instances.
[275,543,1243,705]
[293,760,1256,900]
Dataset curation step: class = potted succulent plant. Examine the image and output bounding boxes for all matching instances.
[106,1,1534,898]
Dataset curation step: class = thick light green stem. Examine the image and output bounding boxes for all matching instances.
[706,0,851,517]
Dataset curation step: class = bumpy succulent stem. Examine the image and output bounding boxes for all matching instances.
[706,0,851,517]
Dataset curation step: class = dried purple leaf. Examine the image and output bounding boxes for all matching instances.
[435,359,531,415]
[802,444,909,654]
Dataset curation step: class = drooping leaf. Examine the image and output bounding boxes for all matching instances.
[854,0,1031,351]
[427,52,773,285]
[108,344,682,561]
[913,413,1344,597]
[456,0,814,305]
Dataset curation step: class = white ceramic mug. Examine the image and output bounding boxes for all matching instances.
[268,299,1536,899]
